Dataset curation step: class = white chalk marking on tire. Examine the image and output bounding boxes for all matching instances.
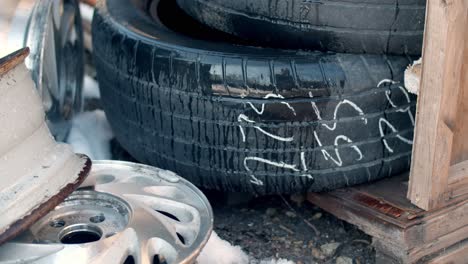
[313,131,363,166]
[238,114,294,142]
[244,157,313,184]
[300,151,308,171]
[377,79,397,88]
[247,93,297,116]
[384,85,415,126]
[308,91,322,120]
[379,118,413,153]
[244,157,300,172]
[322,99,367,131]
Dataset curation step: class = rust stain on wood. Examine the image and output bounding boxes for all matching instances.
[353,193,405,218]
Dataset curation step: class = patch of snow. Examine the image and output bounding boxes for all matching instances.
[197,231,294,264]
[83,75,100,99]
[66,110,113,160]
[79,2,94,25]
[197,231,249,264]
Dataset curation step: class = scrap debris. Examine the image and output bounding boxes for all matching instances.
[404,58,422,95]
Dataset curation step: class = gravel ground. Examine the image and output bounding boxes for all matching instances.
[204,191,376,264]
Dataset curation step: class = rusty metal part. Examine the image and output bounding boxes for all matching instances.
[0,156,91,245]
[0,48,91,244]
[0,161,213,264]
[0,47,29,75]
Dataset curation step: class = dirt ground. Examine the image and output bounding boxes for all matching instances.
[205,191,375,264]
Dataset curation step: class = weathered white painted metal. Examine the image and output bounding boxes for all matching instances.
[0,48,90,244]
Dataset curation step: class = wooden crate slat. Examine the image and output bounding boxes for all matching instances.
[308,174,468,263]
[426,239,468,264]
[408,0,468,210]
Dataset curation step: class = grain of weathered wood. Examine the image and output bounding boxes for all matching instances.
[409,0,468,210]
[448,14,468,165]
[405,201,468,249]
[355,173,422,216]
[409,225,468,262]
[427,239,468,264]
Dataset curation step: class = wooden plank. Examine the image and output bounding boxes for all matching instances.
[427,239,468,264]
[409,0,468,210]
[308,172,468,263]
[405,200,468,250]
[373,239,410,263]
[449,24,468,165]
[308,189,468,262]
[410,225,468,262]
[354,173,422,216]
[448,160,468,198]
[448,160,468,185]
[307,191,406,244]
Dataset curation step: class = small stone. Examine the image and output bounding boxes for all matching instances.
[247,222,254,227]
[320,242,341,257]
[336,256,353,264]
[286,211,297,218]
[290,193,306,206]
[312,212,322,220]
[266,208,277,216]
[311,247,326,260]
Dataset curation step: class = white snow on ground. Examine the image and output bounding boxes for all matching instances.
[83,75,101,99]
[198,231,294,264]
[79,2,94,24]
[198,231,249,264]
[66,110,113,160]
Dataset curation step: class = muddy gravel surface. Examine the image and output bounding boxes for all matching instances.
[204,191,376,264]
[109,138,376,264]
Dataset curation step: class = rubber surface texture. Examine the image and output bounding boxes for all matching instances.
[176,0,425,55]
[93,0,417,194]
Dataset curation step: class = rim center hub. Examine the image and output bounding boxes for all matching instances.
[15,190,130,244]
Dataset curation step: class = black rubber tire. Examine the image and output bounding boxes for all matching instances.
[176,0,425,55]
[92,0,416,194]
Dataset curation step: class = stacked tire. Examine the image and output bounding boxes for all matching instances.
[92,0,423,194]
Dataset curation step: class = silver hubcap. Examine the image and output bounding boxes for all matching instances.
[0,161,213,264]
